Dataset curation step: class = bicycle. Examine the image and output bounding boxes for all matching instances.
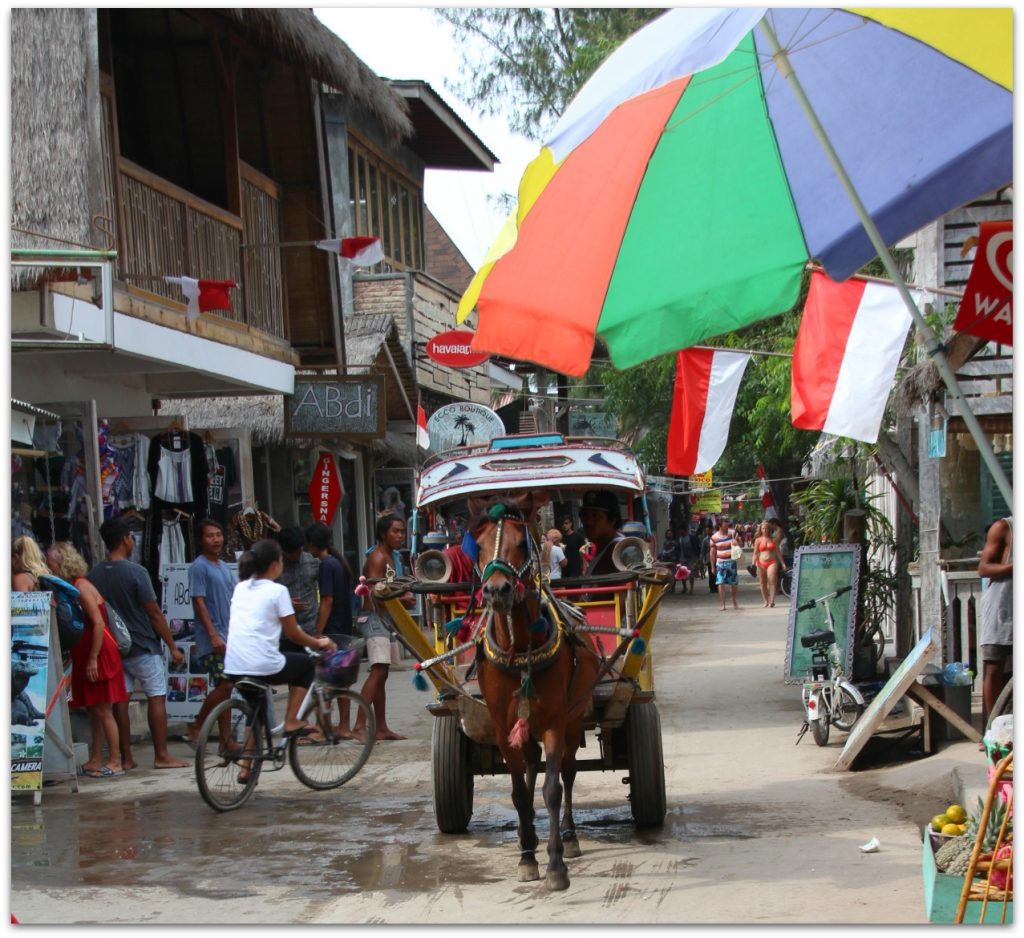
[194,642,376,812]
[794,585,867,747]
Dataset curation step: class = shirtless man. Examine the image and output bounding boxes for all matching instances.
[353,513,411,741]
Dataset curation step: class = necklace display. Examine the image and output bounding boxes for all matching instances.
[235,509,265,546]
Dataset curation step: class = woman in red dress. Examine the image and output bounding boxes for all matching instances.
[45,542,129,778]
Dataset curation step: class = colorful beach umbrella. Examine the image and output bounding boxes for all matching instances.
[459,8,1012,378]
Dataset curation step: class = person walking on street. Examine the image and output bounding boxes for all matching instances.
[276,527,321,649]
[559,515,586,578]
[87,517,189,770]
[677,526,700,595]
[711,517,740,611]
[753,521,787,608]
[701,523,716,593]
[978,516,1012,723]
[46,541,128,778]
[306,522,356,736]
[185,520,238,750]
[353,513,410,742]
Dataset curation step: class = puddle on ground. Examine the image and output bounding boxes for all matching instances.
[12,784,762,898]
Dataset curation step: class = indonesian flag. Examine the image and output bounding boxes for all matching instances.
[315,236,385,267]
[666,348,751,475]
[791,272,915,444]
[416,403,431,450]
[163,276,236,320]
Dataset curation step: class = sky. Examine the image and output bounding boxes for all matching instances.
[314,7,538,270]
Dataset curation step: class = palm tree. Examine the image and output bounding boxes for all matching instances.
[454,414,472,446]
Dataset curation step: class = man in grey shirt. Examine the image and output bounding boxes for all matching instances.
[88,517,188,770]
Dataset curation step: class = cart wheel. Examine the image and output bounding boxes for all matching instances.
[432,714,474,833]
[626,702,666,827]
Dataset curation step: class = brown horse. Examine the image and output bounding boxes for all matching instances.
[470,492,599,891]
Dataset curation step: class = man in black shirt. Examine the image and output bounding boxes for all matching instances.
[559,514,586,578]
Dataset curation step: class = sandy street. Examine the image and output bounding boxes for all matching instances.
[11,572,982,926]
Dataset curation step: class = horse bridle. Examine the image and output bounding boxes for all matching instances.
[478,514,536,591]
[476,509,567,675]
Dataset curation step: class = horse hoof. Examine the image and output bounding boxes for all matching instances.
[562,838,582,860]
[518,862,540,883]
[545,869,570,891]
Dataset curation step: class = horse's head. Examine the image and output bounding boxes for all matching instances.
[470,491,548,614]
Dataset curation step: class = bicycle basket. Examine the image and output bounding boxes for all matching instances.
[316,638,364,688]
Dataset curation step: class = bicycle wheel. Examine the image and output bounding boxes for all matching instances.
[831,685,864,732]
[810,691,830,746]
[195,698,263,812]
[779,569,792,598]
[289,687,375,790]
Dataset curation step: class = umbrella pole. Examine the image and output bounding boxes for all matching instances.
[759,20,1012,507]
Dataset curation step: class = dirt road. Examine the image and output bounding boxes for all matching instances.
[11,572,978,924]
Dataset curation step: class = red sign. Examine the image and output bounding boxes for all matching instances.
[425,330,490,368]
[308,452,342,525]
[953,221,1012,346]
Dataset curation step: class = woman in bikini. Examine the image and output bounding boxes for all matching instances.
[753,521,787,608]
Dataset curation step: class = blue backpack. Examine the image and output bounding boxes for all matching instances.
[38,574,86,652]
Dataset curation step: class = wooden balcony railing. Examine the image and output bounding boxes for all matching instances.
[910,560,984,694]
[116,159,286,340]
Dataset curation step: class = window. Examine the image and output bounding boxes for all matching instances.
[347,138,423,271]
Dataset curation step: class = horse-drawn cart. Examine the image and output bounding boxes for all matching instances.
[367,434,670,888]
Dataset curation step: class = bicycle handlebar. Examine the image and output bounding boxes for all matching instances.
[797,584,852,613]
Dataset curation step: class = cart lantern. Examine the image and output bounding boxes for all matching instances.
[612,536,650,571]
[415,549,453,583]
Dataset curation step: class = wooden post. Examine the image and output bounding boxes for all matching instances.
[894,414,915,659]
[918,410,946,664]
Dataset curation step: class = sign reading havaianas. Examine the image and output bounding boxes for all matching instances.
[284,376,386,440]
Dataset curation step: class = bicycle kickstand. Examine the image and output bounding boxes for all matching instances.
[795,721,809,746]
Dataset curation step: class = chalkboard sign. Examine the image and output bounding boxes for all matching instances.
[285,376,386,440]
[783,544,861,684]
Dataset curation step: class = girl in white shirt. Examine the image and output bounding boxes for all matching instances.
[544,529,567,580]
[225,539,335,738]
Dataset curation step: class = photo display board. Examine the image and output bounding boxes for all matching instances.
[783,544,861,684]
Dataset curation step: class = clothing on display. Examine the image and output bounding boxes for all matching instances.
[204,443,236,526]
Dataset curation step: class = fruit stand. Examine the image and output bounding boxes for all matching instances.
[922,747,1013,924]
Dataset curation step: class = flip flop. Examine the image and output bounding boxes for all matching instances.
[282,725,316,739]
[80,766,117,778]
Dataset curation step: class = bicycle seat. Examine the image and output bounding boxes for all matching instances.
[234,676,271,694]
[800,629,835,648]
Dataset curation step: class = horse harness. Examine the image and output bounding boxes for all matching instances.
[476,511,566,678]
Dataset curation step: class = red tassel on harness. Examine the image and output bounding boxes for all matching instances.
[508,717,530,749]
[354,576,371,597]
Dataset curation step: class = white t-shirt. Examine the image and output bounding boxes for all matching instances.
[549,544,566,580]
[224,578,295,676]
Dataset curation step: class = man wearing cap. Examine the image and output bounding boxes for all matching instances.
[580,491,625,576]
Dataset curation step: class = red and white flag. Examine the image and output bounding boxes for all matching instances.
[666,348,751,476]
[315,236,385,267]
[416,403,431,450]
[757,464,778,520]
[791,272,915,444]
[163,276,236,320]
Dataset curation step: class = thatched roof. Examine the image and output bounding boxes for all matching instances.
[10,8,411,290]
[11,9,100,282]
[891,331,987,417]
[216,9,411,141]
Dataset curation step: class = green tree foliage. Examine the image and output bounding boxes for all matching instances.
[435,8,662,140]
